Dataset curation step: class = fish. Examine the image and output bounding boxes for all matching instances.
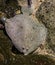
[0,0,47,55]
[4,14,47,55]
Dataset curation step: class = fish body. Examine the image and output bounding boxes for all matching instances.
[5,14,47,55]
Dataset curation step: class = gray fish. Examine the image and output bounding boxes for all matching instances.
[1,0,47,55]
[2,13,47,55]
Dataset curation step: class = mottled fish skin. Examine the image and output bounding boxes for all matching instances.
[5,14,47,55]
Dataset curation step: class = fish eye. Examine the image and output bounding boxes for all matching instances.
[26,48,29,51]
[22,47,25,50]
[22,47,29,53]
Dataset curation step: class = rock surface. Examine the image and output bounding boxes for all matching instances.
[36,0,55,56]
[0,0,55,65]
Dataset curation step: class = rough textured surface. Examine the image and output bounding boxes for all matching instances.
[0,0,21,18]
[36,0,55,55]
[0,0,55,65]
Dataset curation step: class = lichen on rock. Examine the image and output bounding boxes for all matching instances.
[36,0,55,56]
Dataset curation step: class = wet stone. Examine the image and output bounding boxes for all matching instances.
[36,0,55,55]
